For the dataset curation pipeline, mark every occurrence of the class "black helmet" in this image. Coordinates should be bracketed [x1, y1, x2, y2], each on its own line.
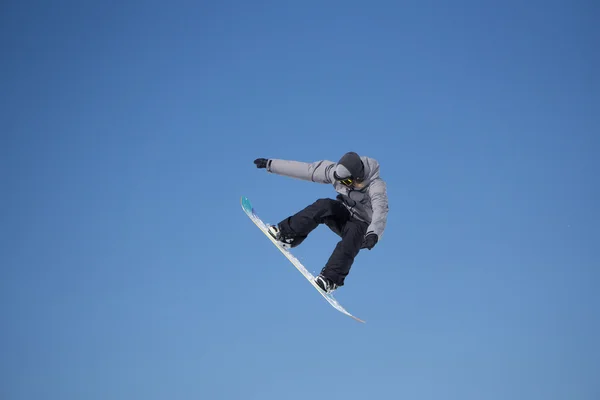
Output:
[333, 152, 364, 186]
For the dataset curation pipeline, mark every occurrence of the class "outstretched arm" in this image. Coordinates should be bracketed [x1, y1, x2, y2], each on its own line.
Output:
[254, 158, 336, 184]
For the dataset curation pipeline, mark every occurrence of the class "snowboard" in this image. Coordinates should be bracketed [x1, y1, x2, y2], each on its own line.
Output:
[240, 196, 365, 323]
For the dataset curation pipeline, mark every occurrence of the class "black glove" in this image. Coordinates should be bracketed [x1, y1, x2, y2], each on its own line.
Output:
[361, 233, 378, 250]
[254, 158, 269, 169]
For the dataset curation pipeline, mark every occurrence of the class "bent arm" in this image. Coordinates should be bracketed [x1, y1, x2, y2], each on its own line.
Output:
[367, 178, 389, 237]
[267, 159, 336, 183]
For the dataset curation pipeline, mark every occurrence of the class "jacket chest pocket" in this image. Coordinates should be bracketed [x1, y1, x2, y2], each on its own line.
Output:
[349, 190, 369, 205]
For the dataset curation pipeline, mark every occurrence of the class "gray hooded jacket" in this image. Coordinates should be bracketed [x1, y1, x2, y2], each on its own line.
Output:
[266, 157, 389, 238]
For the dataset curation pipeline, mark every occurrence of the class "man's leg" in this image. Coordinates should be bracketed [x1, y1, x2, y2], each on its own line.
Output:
[320, 218, 368, 286]
[278, 198, 349, 248]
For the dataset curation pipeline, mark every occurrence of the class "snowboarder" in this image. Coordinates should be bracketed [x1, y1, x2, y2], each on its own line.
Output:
[253, 152, 389, 293]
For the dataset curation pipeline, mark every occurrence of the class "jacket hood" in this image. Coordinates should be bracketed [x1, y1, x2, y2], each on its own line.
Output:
[361, 156, 380, 182]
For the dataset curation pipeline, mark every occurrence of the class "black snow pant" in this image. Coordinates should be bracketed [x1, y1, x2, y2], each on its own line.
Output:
[278, 198, 368, 286]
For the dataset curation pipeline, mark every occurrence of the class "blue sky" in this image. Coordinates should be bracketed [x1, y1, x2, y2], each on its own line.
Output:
[1, 1, 598, 399]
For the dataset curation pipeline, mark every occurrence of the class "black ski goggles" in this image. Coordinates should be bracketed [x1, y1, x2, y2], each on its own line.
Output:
[334, 171, 360, 187]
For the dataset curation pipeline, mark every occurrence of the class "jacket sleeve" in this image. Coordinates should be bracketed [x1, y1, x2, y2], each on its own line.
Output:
[267, 159, 336, 184]
[366, 178, 389, 238]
